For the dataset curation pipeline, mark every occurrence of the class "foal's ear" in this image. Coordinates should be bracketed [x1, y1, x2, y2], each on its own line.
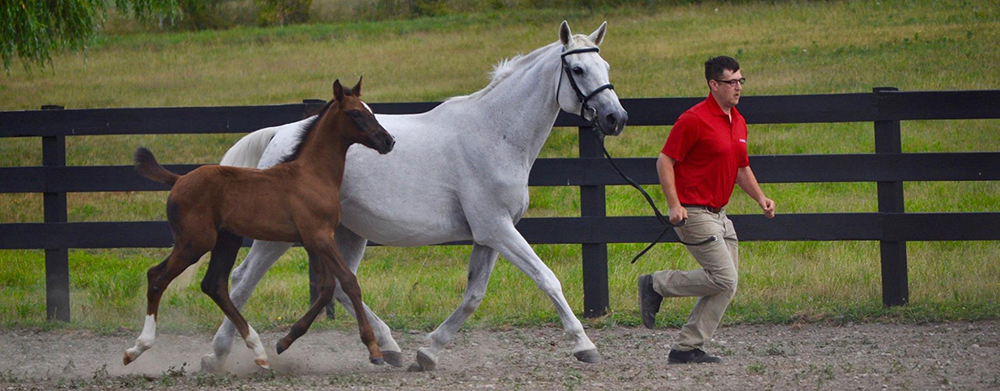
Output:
[559, 20, 572, 47]
[352, 76, 362, 97]
[588, 21, 607, 47]
[333, 79, 344, 102]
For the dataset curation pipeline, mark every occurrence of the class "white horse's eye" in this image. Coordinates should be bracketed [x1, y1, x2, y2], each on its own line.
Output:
[572, 66, 584, 75]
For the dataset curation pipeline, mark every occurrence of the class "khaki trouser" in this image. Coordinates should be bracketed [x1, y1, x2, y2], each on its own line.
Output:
[651, 207, 739, 351]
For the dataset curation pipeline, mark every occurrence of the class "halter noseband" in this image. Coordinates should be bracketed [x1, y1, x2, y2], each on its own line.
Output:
[559, 47, 615, 123]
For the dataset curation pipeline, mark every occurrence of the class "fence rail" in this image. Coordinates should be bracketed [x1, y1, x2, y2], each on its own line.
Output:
[2, 88, 999, 321]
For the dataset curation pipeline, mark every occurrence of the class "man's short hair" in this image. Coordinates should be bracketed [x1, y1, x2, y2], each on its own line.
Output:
[705, 56, 740, 82]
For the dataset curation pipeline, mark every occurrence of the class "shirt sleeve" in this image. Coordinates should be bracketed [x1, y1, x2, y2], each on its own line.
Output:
[737, 124, 750, 168]
[661, 113, 699, 162]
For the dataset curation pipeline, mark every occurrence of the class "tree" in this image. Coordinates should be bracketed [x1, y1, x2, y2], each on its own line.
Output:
[1, 0, 178, 72]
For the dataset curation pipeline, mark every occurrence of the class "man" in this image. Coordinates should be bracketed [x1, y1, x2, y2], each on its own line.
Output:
[638, 56, 775, 364]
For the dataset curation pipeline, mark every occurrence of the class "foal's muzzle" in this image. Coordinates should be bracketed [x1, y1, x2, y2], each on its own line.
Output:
[375, 134, 395, 155]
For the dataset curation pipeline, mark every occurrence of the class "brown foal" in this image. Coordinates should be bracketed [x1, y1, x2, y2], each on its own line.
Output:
[123, 78, 394, 369]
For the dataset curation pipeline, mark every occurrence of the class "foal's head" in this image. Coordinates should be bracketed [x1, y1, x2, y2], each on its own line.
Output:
[330, 78, 395, 154]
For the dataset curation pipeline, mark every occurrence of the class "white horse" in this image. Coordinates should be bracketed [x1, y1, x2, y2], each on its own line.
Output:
[201, 21, 627, 372]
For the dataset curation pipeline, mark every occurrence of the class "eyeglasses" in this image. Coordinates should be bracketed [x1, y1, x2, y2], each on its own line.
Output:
[714, 77, 746, 87]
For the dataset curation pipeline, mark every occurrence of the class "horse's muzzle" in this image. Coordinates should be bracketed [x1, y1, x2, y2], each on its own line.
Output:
[377, 135, 395, 154]
[599, 109, 628, 136]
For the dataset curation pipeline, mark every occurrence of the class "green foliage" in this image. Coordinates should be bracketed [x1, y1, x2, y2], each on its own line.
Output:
[175, 0, 228, 30]
[0, 0, 178, 71]
[255, 0, 313, 26]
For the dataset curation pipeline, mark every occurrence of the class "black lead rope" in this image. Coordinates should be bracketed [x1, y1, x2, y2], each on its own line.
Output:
[590, 131, 717, 264]
[558, 46, 716, 263]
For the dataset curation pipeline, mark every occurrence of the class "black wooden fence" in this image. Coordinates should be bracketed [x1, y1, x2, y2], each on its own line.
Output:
[2, 88, 998, 322]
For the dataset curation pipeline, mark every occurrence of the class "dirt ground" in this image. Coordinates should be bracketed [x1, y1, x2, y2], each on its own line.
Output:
[1, 320, 998, 390]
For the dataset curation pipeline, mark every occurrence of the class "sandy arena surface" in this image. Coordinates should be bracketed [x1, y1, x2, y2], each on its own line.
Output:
[1, 320, 998, 390]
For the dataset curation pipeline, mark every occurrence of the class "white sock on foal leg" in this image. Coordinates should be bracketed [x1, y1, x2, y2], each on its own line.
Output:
[123, 315, 156, 365]
[244, 325, 270, 369]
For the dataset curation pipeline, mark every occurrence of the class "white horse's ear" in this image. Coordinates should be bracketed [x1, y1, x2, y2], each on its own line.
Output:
[352, 76, 363, 97]
[588, 21, 607, 47]
[559, 20, 572, 47]
[333, 79, 344, 102]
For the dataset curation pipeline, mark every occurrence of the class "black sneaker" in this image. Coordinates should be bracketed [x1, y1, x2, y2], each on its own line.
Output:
[637, 274, 662, 329]
[668, 348, 723, 364]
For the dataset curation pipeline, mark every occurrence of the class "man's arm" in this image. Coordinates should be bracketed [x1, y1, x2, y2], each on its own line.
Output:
[736, 166, 775, 218]
[656, 153, 687, 223]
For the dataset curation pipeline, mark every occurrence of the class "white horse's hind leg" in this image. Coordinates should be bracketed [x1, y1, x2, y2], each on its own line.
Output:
[485, 223, 600, 363]
[329, 226, 404, 367]
[410, 244, 498, 372]
[200, 240, 293, 373]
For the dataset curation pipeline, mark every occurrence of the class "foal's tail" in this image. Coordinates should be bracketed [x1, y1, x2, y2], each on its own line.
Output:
[134, 147, 180, 187]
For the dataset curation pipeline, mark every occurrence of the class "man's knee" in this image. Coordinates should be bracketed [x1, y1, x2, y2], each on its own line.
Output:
[710, 268, 737, 293]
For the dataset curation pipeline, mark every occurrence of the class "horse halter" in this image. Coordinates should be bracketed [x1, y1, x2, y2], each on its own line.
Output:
[558, 47, 615, 126]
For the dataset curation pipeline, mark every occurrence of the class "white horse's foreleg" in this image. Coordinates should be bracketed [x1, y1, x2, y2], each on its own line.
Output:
[487, 223, 601, 363]
[200, 240, 292, 373]
[328, 226, 403, 367]
[410, 244, 498, 371]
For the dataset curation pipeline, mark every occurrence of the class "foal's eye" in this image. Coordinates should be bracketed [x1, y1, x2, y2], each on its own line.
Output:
[572, 66, 584, 75]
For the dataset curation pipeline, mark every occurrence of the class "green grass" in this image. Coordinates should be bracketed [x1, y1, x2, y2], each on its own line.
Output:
[1, 0, 999, 332]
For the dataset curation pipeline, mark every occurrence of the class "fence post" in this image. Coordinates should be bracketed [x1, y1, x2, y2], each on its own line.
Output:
[873, 87, 909, 306]
[578, 126, 609, 318]
[302, 99, 336, 319]
[41, 105, 71, 322]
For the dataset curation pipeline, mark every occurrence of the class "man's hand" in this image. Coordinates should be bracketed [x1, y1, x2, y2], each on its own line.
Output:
[760, 198, 776, 218]
[668, 205, 688, 225]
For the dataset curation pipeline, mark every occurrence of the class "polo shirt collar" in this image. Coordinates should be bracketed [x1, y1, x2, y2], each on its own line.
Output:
[705, 93, 740, 119]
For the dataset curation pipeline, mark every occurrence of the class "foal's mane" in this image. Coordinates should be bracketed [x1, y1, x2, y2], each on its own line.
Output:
[278, 95, 342, 164]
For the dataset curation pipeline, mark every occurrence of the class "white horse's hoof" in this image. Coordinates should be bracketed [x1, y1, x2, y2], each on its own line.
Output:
[574, 349, 602, 363]
[406, 349, 437, 372]
[382, 350, 404, 368]
[200, 354, 224, 373]
[254, 358, 271, 370]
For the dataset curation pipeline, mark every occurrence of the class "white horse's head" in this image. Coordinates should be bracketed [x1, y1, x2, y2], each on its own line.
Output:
[556, 21, 628, 136]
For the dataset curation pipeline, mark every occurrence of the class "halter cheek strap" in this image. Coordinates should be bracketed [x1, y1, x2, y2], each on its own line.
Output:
[559, 47, 615, 120]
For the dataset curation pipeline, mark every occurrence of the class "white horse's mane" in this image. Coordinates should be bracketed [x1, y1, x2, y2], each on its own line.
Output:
[446, 34, 598, 103]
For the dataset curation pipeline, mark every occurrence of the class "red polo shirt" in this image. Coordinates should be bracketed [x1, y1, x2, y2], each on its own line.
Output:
[661, 95, 749, 209]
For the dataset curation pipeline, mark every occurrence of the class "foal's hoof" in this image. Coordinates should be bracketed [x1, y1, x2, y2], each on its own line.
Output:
[406, 349, 437, 372]
[573, 349, 603, 363]
[382, 351, 404, 368]
[254, 358, 271, 370]
[122, 351, 136, 366]
[370, 357, 385, 366]
[276, 340, 290, 355]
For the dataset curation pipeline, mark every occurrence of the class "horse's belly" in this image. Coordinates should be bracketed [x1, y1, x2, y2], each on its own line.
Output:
[339, 203, 471, 247]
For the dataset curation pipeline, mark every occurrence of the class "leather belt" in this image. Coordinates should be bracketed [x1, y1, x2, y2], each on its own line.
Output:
[682, 204, 723, 214]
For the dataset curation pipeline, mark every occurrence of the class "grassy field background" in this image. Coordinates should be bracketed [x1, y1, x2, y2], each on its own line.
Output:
[1, 0, 998, 333]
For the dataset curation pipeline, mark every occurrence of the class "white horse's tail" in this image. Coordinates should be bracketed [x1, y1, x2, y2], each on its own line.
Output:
[220, 126, 280, 168]
[173, 127, 279, 289]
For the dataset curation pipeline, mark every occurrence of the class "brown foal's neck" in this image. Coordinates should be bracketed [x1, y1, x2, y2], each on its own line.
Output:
[294, 109, 353, 182]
